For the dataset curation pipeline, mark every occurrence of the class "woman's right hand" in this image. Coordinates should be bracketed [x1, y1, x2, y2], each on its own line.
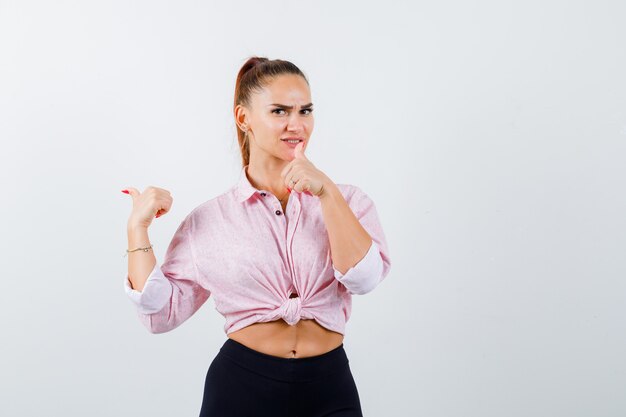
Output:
[123, 186, 173, 229]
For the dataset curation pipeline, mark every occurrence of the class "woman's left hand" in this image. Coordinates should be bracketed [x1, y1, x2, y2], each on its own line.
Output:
[280, 142, 330, 198]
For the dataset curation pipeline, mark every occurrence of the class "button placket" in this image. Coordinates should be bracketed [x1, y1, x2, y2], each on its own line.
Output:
[257, 191, 284, 215]
[285, 196, 302, 306]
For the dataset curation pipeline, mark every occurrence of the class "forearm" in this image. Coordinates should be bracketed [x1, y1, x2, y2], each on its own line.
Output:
[319, 181, 372, 274]
[126, 225, 156, 292]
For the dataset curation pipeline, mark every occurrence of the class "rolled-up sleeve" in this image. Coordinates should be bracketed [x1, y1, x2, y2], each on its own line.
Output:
[123, 213, 211, 333]
[333, 187, 392, 295]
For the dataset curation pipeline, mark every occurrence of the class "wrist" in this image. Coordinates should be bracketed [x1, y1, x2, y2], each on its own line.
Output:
[127, 226, 148, 235]
[318, 179, 339, 201]
[127, 219, 148, 231]
[127, 224, 149, 243]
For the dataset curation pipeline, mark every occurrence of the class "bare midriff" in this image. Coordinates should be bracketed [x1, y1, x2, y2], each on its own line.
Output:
[228, 319, 344, 359]
[227, 294, 344, 358]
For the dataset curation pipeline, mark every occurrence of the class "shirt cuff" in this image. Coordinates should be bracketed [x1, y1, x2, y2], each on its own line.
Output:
[333, 240, 384, 295]
[124, 263, 173, 314]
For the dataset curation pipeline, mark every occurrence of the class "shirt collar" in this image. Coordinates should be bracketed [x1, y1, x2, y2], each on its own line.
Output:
[235, 164, 306, 203]
[235, 165, 259, 203]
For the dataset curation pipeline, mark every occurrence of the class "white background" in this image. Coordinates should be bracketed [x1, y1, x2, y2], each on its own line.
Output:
[1, 0, 625, 416]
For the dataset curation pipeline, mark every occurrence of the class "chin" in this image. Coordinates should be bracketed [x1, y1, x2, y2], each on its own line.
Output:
[276, 149, 296, 159]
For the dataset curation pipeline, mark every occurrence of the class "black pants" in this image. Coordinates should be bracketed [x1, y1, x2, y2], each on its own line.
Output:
[199, 338, 364, 417]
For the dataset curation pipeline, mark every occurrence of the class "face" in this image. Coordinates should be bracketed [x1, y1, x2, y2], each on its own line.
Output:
[235, 74, 314, 163]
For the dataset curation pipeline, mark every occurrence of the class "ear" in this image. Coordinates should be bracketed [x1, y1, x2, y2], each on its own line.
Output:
[234, 104, 250, 131]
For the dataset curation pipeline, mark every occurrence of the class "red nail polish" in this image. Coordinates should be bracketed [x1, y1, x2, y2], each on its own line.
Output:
[121, 189, 129, 194]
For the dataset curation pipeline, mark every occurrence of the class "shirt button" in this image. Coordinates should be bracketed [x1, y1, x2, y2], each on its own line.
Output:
[275, 210, 282, 216]
[260, 192, 266, 196]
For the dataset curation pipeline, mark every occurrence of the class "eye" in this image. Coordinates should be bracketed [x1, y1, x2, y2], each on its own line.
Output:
[272, 109, 286, 115]
[301, 108, 313, 115]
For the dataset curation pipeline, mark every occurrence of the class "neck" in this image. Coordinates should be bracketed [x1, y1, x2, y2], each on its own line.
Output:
[246, 157, 290, 200]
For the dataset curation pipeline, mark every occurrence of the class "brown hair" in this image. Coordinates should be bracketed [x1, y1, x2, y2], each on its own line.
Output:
[234, 57, 309, 167]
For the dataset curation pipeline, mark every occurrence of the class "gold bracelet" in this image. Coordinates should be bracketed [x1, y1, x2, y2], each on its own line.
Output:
[123, 243, 153, 258]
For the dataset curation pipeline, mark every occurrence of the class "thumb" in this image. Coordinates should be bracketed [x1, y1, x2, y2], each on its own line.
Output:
[295, 141, 306, 159]
[121, 187, 140, 200]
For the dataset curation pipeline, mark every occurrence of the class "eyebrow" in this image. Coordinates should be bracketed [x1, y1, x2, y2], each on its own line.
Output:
[268, 102, 314, 110]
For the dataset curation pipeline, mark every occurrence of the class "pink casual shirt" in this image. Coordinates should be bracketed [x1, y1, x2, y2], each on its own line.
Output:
[124, 165, 391, 335]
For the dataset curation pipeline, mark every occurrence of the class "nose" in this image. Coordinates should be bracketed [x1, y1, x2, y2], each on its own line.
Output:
[286, 111, 305, 132]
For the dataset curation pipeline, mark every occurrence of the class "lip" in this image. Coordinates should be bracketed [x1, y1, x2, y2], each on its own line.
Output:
[280, 137, 305, 142]
[281, 138, 305, 147]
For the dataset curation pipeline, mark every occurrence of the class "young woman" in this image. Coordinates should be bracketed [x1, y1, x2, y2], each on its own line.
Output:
[123, 57, 392, 417]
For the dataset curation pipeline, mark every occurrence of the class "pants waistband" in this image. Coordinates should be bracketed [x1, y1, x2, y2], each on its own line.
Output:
[218, 338, 349, 383]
